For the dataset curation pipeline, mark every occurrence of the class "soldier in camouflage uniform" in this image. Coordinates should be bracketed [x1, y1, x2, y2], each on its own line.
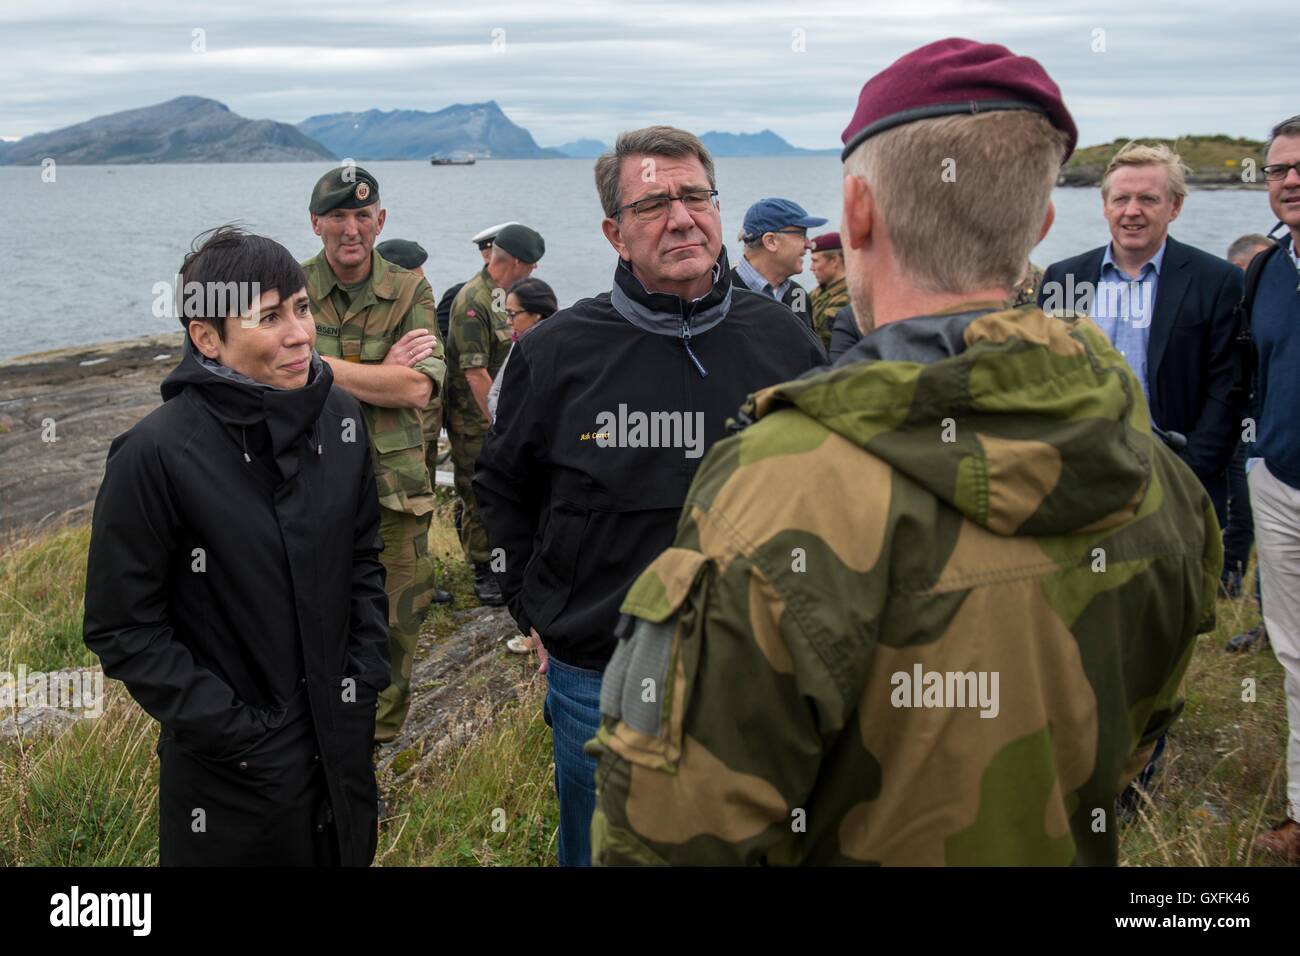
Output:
[808, 232, 851, 350]
[445, 223, 545, 605]
[1010, 260, 1045, 307]
[378, 238, 453, 606]
[303, 167, 447, 742]
[588, 39, 1222, 866]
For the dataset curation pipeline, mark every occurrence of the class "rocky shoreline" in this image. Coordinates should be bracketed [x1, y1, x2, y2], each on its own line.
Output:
[0, 334, 457, 539]
[0, 334, 187, 538]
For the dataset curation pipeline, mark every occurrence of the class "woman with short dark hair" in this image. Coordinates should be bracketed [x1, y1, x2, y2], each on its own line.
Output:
[83, 225, 388, 867]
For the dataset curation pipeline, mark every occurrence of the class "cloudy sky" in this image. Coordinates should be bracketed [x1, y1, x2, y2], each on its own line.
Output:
[0, 0, 1293, 149]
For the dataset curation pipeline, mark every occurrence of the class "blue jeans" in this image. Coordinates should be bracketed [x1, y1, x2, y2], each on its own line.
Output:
[543, 656, 603, 867]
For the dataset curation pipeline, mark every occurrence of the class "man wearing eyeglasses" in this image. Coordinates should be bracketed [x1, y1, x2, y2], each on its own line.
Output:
[730, 198, 827, 333]
[473, 125, 825, 867]
[1247, 114, 1300, 864]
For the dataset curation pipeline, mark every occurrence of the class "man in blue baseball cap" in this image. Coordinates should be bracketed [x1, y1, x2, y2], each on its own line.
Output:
[729, 197, 827, 330]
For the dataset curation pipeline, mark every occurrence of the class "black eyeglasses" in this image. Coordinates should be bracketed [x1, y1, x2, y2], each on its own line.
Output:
[1263, 162, 1300, 182]
[504, 308, 533, 320]
[615, 189, 719, 222]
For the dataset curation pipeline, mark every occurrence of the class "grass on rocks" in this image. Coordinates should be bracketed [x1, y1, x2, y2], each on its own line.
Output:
[0, 502, 1289, 866]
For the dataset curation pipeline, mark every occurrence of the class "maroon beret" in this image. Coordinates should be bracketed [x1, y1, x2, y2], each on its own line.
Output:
[841, 37, 1077, 163]
[811, 232, 842, 253]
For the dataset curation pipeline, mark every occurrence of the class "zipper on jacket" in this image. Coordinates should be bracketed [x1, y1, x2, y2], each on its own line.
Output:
[679, 300, 708, 378]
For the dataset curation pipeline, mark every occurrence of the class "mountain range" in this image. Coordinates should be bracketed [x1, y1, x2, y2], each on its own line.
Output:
[0, 95, 843, 165]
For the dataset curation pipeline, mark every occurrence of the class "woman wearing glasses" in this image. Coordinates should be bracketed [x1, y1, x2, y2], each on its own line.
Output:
[488, 277, 558, 656]
[488, 277, 558, 425]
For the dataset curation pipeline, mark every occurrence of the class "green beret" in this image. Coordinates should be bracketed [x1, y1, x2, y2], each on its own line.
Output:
[309, 165, 380, 215]
[376, 239, 428, 270]
[493, 224, 545, 264]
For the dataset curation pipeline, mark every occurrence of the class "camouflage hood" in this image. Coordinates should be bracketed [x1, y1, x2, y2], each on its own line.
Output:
[746, 304, 1155, 537]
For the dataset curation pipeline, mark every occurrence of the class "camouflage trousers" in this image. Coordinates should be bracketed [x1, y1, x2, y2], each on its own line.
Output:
[375, 507, 435, 742]
[448, 424, 489, 564]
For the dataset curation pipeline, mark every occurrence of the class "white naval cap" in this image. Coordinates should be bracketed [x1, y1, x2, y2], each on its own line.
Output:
[470, 221, 521, 246]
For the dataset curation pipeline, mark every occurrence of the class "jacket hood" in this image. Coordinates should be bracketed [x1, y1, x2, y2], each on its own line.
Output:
[746, 304, 1155, 537]
[162, 337, 334, 482]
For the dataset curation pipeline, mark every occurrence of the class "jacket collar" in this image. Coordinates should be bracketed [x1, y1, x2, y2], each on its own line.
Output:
[1102, 238, 1168, 278]
[818, 276, 848, 297]
[835, 301, 1005, 366]
[163, 337, 334, 482]
[608, 247, 734, 337]
[304, 249, 403, 301]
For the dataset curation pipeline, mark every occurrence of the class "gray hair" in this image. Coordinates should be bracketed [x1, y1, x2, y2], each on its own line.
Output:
[1267, 114, 1300, 154]
[594, 126, 716, 218]
[1226, 233, 1276, 265]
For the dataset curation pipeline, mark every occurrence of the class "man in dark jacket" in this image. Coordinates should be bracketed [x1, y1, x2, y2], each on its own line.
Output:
[828, 304, 862, 362]
[474, 126, 825, 866]
[83, 226, 389, 867]
[1039, 143, 1244, 518]
[1247, 115, 1300, 863]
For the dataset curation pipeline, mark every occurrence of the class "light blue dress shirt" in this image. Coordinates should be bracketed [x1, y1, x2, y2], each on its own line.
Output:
[1091, 240, 1165, 406]
[736, 253, 792, 302]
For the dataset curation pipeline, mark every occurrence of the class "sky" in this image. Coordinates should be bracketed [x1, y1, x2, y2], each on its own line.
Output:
[0, 0, 1294, 149]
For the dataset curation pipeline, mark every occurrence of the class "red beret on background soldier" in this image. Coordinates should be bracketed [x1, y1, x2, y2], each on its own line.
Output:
[809, 232, 850, 350]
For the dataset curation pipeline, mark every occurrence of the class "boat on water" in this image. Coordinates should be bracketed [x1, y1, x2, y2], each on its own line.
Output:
[430, 156, 476, 166]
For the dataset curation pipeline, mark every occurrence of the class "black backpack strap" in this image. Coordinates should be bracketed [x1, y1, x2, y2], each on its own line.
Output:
[1230, 230, 1286, 408]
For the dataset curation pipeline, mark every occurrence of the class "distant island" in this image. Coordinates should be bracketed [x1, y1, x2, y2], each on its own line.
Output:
[697, 130, 839, 157]
[0, 96, 334, 165]
[550, 138, 608, 158]
[1061, 135, 1267, 188]
[298, 102, 563, 160]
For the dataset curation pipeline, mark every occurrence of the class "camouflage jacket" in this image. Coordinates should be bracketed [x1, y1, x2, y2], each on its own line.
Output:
[446, 266, 511, 433]
[589, 303, 1221, 866]
[1010, 262, 1045, 308]
[302, 249, 445, 515]
[810, 277, 850, 350]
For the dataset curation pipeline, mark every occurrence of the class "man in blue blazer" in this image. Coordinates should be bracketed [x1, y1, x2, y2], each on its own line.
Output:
[1040, 143, 1244, 518]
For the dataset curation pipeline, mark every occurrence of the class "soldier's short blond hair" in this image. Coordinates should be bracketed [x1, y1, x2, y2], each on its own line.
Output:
[1101, 142, 1189, 201]
[844, 110, 1067, 294]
